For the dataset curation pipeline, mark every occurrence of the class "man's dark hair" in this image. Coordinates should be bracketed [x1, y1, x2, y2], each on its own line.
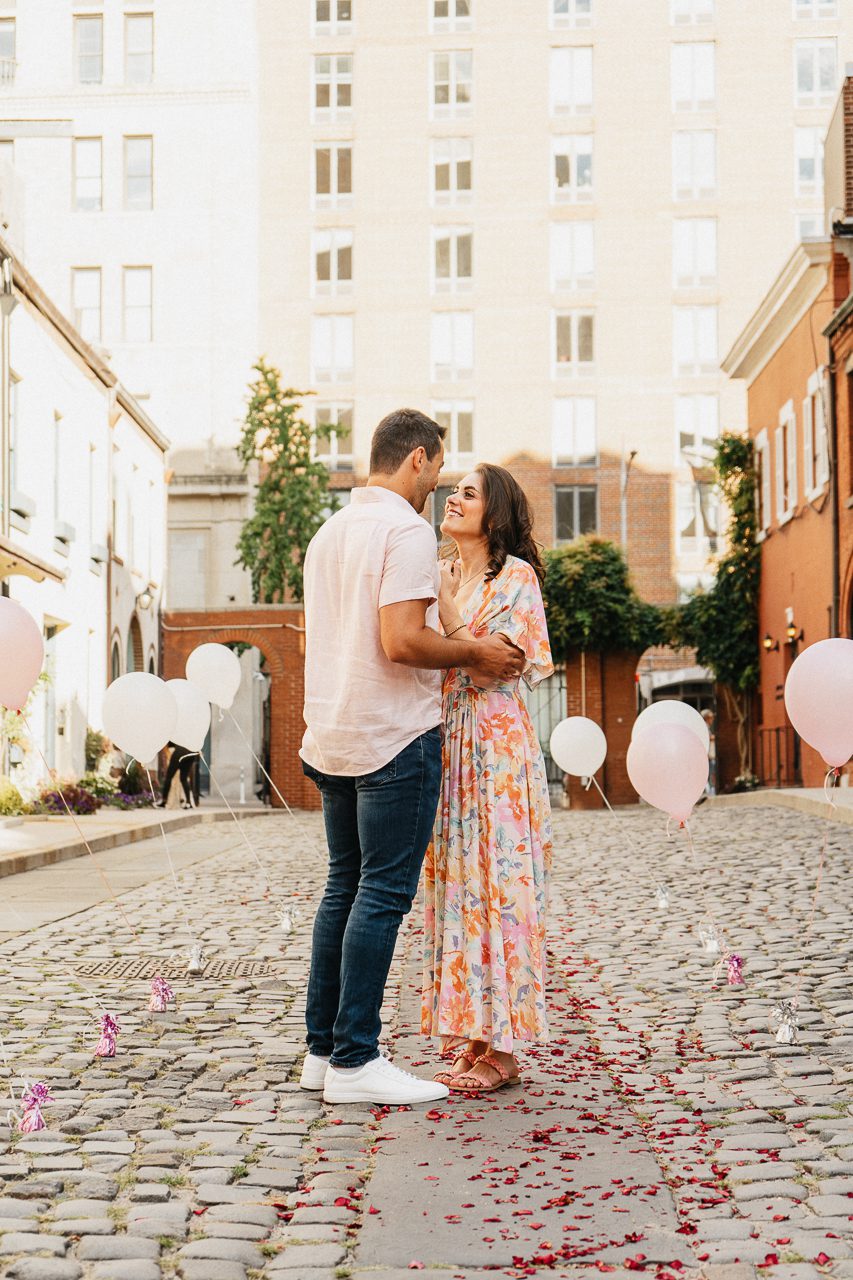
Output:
[369, 408, 446, 475]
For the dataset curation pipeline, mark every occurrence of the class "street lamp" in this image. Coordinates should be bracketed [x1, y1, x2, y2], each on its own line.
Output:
[620, 447, 637, 549]
[136, 589, 153, 611]
[762, 634, 779, 653]
[785, 621, 803, 645]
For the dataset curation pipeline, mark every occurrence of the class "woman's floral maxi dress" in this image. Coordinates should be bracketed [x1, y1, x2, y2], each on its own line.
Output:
[422, 555, 554, 1053]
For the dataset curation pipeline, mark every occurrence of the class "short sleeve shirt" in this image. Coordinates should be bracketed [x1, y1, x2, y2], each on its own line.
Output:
[300, 485, 442, 776]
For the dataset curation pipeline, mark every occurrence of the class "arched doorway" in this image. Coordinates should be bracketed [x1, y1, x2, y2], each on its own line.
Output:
[126, 615, 143, 672]
[110, 638, 121, 683]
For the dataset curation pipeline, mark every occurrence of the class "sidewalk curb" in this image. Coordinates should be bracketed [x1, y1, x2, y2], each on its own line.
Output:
[0, 807, 277, 879]
[709, 789, 853, 825]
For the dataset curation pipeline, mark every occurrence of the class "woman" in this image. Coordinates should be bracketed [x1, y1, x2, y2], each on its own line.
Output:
[422, 464, 554, 1094]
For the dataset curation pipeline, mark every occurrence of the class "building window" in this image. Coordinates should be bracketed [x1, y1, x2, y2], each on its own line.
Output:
[312, 314, 354, 382]
[672, 129, 716, 199]
[433, 228, 473, 292]
[796, 211, 822, 239]
[550, 47, 593, 115]
[795, 127, 824, 198]
[432, 51, 472, 118]
[432, 401, 474, 467]
[125, 14, 154, 85]
[676, 393, 718, 466]
[313, 54, 352, 121]
[313, 229, 353, 295]
[431, 312, 474, 380]
[0, 19, 15, 84]
[554, 310, 595, 376]
[551, 0, 593, 28]
[795, 39, 837, 108]
[555, 485, 597, 542]
[676, 481, 721, 555]
[75, 15, 103, 85]
[72, 268, 101, 343]
[673, 305, 717, 376]
[550, 222, 594, 289]
[431, 0, 472, 32]
[671, 0, 714, 22]
[794, 0, 838, 17]
[314, 0, 352, 35]
[315, 143, 352, 206]
[314, 402, 354, 471]
[123, 267, 153, 342]
[432, 138, 472, 204]
[671, 42, 715, 111]
[775, 400, 797, 521]
[124, 136, 153, 211]
[755, 430, 771, 534]
[168, 529, 208, 609]
[672, 218, 716, 286]
[432, 484, 455, 541]
[551, 135, 593, 202]
[552, 398, 596, 466]
[803, 368, 829, 495]
[73, 138, 102, 212]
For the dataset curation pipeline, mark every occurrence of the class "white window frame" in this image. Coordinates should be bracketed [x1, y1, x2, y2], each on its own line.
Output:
[313, 0, 352, 35]
[672, 218, 717, 287]
[73, 137, 102, 212]
[74, 14, 103, 85]
[432, 227, 473, 293]
[312, 54, 353, 123]
[672, 130, 716, 200]
[550, 46, 593, 116]
[673, 305, 718, 376]
[312, 229, 353, 296]
[432, 400, 474, 468]
[552, 398, 597, 467]
[431, 50, 473, 120]
[431, 312, 474, 381]
[793, 0, 838, 17]
[676, 479, 722, 557]
[122, 266, 153, 343]
[794, 38, 837, 108]
[675, 393, 718, 468]
[72, 267, 102, 344]
[803, 367, 829, 497]
[550, 0, 593, 28]
[775, 399, 797, 524]
[795, 127, 824, 199]
[314, 143, 353, 208]
[430, 0, 473, 33]
[313, 401, 354, 471]
[312, 315, 354, 384]
[553, 310, 595, 377]
[671, 0, 715, 22]
[554, 484, 598, 544]
[124, 135, 153, 211]
[125, 13, 154, 86]
[670, 41, 716, 111]
[431, 138, 472, 205]
[551, 134, 593, 203]
[755, 428, 771, 538]
[550, 222, 595, 290]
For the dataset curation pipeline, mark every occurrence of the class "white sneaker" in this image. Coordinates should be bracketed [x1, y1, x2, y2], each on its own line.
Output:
[323, 1055, 450, 1105]
[299, 1052, 330, 1090]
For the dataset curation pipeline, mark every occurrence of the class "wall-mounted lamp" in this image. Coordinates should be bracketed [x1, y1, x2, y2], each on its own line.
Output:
[762, 633, 779, 653]
[136, 589, 153, 611]
[785, 622, 803, 645]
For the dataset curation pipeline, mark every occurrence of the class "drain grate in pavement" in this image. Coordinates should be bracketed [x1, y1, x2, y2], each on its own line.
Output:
[73, 958, 277, 980]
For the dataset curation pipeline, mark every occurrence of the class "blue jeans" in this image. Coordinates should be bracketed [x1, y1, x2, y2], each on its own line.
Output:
[302, 727, 442, 1068]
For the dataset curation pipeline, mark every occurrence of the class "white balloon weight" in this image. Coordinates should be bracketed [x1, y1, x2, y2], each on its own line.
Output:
[632, 699, 710, 754]
[102, 673, 178, 765]
[166, 679, 211, 753]
[549, 716, 607, 777]
[185, 643, 242, 710]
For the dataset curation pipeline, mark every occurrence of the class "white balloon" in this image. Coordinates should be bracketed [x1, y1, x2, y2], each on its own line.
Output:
[166, 679, 211, 753]
[549, 716, 607, 777]
[102, 673, 177, 765]
[185, 643, 242, 709]
[632, 699, 710, 754]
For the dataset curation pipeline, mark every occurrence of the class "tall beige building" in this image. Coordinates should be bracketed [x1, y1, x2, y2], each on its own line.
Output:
[258, 0, 853, 603]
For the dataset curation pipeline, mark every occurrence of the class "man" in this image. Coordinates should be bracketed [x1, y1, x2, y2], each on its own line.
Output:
[299, 408, 525, 1105]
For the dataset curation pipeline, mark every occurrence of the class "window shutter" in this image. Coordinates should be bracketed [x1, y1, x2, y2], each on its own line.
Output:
[786, 410, 797, 510]
[774, 426, 785, 519]
[802, 395, 813, 493]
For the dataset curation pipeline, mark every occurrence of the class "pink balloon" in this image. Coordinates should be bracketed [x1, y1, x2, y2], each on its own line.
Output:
[627, 722, 709, 824]
[785, 638, 853, 768]
[0, 598, 44, 711]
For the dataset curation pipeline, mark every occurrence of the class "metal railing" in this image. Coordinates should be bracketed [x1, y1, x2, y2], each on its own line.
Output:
[757, 725, 801, 788]
[0, 60, 17, 87]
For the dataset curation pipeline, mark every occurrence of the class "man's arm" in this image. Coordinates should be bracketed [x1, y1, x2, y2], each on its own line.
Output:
[379, 598, 524, 681]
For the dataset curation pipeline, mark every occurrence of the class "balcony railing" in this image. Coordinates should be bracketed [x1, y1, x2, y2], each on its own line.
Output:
[0, 59, 17, 87]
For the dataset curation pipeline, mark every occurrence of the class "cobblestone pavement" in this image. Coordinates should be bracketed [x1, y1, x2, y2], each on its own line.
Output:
[0, 803, 849, 1280]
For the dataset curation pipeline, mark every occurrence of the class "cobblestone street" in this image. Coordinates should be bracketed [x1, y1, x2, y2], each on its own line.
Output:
[0, 801, 850, 1280]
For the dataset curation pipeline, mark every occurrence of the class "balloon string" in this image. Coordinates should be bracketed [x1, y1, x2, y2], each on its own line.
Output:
[589, 775, 669, 899]
[791, 767, 837, 1007]
[143, 766, 197, 947]
[21, 716, 140, 941]
[199, 751, 288, 916]
[683, 819, 732, 971]
[224, 709, 323, 855]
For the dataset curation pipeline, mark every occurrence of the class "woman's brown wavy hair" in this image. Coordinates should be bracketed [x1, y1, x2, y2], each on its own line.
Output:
[442, 463, 545, 585]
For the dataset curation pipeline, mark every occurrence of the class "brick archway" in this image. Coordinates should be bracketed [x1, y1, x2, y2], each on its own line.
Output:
[162, 606, 318, 810]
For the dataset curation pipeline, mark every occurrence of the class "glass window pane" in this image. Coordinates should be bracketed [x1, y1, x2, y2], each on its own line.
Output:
[456, 233, 472, 278]
[556, 488, 576, 540]
[316, 148, 331, 194]
[125, 137, 153, 210]
[457, 409, 473, 453]
[578, 487, 597, 534]
[555, 151, 571, 191]
[553, 401, 574, 464]
[556, 315, 572, 363]
[76, 16, 103, 83]
[578, 314, 594, 363]
[126, 15, 153, 85]
[0, 19, 15, 62]
[575, 399, 596, 464]
[457, 153, 472, 191]
[435, 236, 451, 279]
[337, 147, 352, 193]
[75, 139, 102, 211]
[337, 240, 352, 281]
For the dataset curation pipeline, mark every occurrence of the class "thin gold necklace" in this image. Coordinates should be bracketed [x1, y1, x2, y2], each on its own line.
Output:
[459, 559, 490, 589]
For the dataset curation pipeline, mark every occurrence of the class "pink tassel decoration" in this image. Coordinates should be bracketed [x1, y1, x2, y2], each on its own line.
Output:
[94, 1013, 120, 1058]
[19, 1082, 52, 1133]
[727, 953, 744, 986]
[148, 975, 174, 1013]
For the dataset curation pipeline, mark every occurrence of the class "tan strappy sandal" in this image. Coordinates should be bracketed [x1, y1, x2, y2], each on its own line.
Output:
[434, 1047, 477, 1085]
[448, 1051, 522, 1093]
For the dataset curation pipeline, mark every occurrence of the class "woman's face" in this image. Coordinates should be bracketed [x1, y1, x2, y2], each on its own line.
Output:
[440, 471, 486, 541]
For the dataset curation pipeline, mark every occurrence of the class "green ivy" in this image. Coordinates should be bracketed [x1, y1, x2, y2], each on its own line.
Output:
[543, 536, 663, 659]
[235, 360, 336, 604]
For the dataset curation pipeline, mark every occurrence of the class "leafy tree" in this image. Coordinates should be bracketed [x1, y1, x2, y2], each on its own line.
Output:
[235, 361, 335, 603]
[543, 536, 662, 660]
[665, 433, 759, 777]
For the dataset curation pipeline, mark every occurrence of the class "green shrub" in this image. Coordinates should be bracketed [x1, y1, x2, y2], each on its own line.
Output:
[80, 772, 118, 800]
[84, 728, 110, 771]
[0, 778, 24, 816]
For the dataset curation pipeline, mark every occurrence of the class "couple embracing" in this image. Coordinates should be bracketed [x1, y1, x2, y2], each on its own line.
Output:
[298, 408, 553, 1106]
